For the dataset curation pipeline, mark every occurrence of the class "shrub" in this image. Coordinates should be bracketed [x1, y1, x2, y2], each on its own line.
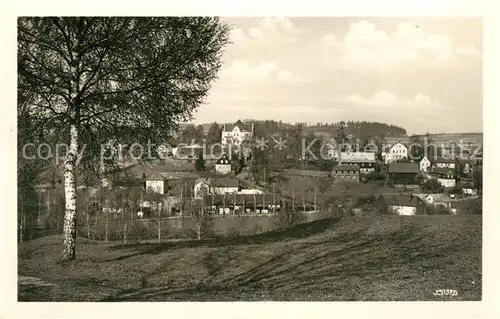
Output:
[421, 178, 443, 193]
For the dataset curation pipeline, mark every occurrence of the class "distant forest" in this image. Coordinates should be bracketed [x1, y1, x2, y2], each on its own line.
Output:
[181, 120, 408, 143]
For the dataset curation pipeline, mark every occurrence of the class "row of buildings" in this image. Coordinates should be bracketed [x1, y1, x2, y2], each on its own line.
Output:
[331, 156, 478, 190]
[381, 193, 481, 216]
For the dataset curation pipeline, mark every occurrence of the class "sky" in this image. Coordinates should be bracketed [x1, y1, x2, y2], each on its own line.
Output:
[192, 17, 483, 135]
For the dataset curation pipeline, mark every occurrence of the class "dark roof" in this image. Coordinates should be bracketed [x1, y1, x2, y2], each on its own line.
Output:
[223, 120, 253, 132]
[211, 178, 239, 188]
[332, 165, 360, 172]
[146, 172, 165, 180]
[195, 177, 239, 188]
[383, 194, 420, 207]
[216, 153, 232, 164]
[432, 158, 457, 164]
[450, 199, 481, 209]
[283, 169, 331, 177]
[385, 136, 411, 144]
[388, 162, 419, 173]
[431, 167, 455, 176]
[202, 193, 282, 206]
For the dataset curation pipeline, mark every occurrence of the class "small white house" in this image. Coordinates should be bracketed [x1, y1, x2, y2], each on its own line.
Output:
[432, 158, 456, 169]
[419, 157, 431, 172]
[215, 153, 232, 174]
[462, 187, 477, 196]
[194, 178, 211, 199]
[415, 193, 449, 207]
[386, 142, 408, 163]
[385, 194, 420, 216]
[438, 176, 456, 188]
[193, 177, 240, 199]
[145, 173, 167, 194]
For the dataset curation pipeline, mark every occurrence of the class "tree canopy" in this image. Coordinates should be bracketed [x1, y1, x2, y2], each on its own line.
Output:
[18, 17, 230, 260]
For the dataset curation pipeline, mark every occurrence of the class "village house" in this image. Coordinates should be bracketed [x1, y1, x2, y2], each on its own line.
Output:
[419, 156, 431, 172]
[431, 158, 456, 169]
[388, 162, 420, 185]
[144, 172, 168, 194]
[221, 120, 254, 147]
[461, 182, 477, 196]
[385, 142, 408, 164]
[331, 165, 360, 183]
[384, 194, 422, 216]
[430, 167, 456, 188]
[215, 153, 232, 175]
[339, 152, 376, 174]
[414, 193, 450, 207]
[193, 177, 240, 199]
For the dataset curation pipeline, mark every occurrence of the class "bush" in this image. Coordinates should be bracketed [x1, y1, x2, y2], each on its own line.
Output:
[355, 194, 377, 208]
[273, 209, 306, 229]
[421, 179, 443, 193]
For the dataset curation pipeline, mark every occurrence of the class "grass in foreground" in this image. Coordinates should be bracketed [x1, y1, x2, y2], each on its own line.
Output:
[18, 214, 482, 301]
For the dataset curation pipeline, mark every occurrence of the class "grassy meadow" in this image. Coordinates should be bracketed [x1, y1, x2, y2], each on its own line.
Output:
[18, 214, 481, 301]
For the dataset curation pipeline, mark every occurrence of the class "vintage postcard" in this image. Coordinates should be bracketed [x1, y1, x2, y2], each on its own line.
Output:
[2, 1, 498, 319]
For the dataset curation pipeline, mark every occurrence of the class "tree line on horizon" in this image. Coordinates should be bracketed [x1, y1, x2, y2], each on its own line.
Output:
[174, 120, 408, 146]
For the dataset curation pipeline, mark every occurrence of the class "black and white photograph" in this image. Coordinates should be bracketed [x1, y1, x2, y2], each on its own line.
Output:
[2, 0, 498, 316]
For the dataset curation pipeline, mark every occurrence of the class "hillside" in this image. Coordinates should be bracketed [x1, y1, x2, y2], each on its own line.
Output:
[18, 214, 481, 301]
[413, 132, 483, 145]
[185, 120, 408, 140]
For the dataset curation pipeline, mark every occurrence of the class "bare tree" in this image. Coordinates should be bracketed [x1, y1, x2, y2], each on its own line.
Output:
[185, 199, 213, 240]
[144, 188, 164, 243]
[274, 186, 305, 229]
[18, 17, 230, 260]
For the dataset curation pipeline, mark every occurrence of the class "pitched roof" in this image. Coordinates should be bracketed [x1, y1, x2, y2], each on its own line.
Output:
[340, 152, 376, 162]
[223, 120, 253, 132]
[332, 164, 360, 172]
[216, 153, 232, 164]
[195, 177, 239, 188]
[423, 193, 449, 204]
[283, 169, 331, 177]
[388, 162, 419, 173]
[383, 194, 420, 207]
[432, 158, 457, 164]
[147, 172, 165, 180]
[211, 178, 239, 188]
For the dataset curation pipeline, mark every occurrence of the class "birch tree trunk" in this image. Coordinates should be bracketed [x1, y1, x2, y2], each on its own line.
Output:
[61, 124, 79, 261]
[86, 186, 91, 240]
[157, 202, 161, 243]
[19, 198, 24, 244]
